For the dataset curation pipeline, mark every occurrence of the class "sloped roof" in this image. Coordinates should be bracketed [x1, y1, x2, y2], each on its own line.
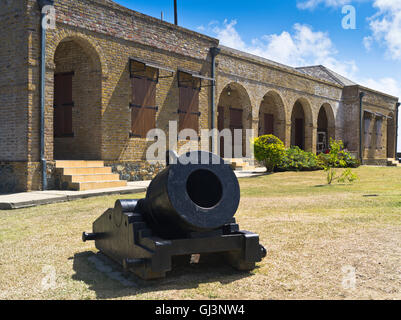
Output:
[219, 45, 299, 73]
[296, 65, 357, 86]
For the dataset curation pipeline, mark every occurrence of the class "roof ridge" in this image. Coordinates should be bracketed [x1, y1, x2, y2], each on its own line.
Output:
[319, 65, 346, 86]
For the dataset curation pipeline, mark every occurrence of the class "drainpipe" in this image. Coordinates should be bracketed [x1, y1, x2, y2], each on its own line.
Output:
[396, 102, 400, 159]
[210, 47, 221, 154]
[359, 91, 366, 164]
[37, 0, 54, 190]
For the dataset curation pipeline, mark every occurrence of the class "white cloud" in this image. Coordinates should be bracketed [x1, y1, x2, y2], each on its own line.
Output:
[367, 0, 401, 60]
[211, 19, 246, 50]
[359, 77, 401, 99]
[207, 20, 358, 79]
[297, 0, 362, 10]
[363, 36, 373, 51]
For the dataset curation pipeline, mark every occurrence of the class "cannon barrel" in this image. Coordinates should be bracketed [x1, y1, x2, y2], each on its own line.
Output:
[142, 151, 240, 237]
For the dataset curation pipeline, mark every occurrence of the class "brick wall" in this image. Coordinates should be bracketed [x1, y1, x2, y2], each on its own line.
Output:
[0, 0, 28, 161]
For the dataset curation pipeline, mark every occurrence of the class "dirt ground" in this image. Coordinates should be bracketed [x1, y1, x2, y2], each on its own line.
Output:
[0, 166, 400, 300]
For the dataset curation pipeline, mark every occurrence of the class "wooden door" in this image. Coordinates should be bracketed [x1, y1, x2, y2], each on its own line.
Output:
[230, 108, 243, 157]
[54, 73, 74, 137]
[218, 106, 225, 157]
[264, 113, 274, 135]
[295, 118, 304, 149]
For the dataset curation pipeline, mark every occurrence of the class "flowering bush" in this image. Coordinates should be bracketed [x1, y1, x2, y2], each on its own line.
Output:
[317, 139, 359, 184]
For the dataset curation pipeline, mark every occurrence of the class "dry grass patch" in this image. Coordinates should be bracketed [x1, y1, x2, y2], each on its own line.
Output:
[0, 166, 401, 299]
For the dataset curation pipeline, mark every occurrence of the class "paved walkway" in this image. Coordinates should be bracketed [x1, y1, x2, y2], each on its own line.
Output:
[0, 169, 266, 210]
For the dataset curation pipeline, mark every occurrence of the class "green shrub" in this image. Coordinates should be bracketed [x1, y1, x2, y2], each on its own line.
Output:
[277, 146, 322, 172]
[253, 135, 285, 172]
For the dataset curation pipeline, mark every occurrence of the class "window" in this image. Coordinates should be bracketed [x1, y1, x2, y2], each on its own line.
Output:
[178, 71, 201, 133]
[130, 61, 158, 138]
[54, 72, 74, 137]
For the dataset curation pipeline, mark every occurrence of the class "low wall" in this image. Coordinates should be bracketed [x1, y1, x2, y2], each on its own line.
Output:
[105, 161, 166, 182]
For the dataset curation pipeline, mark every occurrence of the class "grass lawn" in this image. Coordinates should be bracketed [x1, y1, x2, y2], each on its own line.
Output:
[1, 166, 401, 300]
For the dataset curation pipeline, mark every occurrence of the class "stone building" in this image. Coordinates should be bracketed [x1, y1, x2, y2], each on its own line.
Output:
[0, 0, 399, 193]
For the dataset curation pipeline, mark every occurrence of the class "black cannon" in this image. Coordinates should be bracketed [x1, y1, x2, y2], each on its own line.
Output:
[83, 151, 266, 280]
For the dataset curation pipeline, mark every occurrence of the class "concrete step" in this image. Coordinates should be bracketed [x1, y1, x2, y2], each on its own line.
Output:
[62, 173, 121, 183]
[387, 159, 401, 167]
[70, 180, 127, 191]
[55, 160, 104, 168]
[60, 166, 112, 175]
[233, 166, 256, 172]
[224, 158, 255, 171]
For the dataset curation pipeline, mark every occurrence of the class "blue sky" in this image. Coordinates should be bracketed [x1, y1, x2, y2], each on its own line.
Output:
[115, 0, 401, 151]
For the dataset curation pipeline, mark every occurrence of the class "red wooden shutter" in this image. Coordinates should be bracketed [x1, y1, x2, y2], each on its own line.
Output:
[131, 76, 157, 138]
[131, 77, 146, 137]
[143, 79, 157, 135]
[179, 86, 199, 132]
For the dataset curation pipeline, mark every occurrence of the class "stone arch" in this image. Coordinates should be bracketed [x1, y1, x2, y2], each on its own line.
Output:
[47, 31, 106, 74]
[51, 35, 103, 160]
[317, 103, 335, 153]
[290, 97, 314, 152]
[217, 82, 253, 158]
[258, 90, 287, 143]
[387, 112, 396, 158]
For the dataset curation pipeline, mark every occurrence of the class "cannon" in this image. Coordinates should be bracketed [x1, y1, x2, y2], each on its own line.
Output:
[83, 151, 266, 280]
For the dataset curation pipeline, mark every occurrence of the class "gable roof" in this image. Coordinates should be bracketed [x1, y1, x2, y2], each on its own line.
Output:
[295, 65, 357, 86]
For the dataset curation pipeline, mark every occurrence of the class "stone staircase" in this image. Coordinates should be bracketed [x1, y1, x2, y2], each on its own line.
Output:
[387, 158, 401, 167]
[55, 160, 127, 191]
[224, 158, 256, 171]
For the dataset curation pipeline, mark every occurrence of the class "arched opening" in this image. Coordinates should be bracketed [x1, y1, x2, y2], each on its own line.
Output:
[290, 98, 313, 152]
[317, 103, 335, 153]
[53, 38, 102, 160]
[387, 112, 395, 158]
[217, 83, 252, 158]
[258, 91, 286, 143]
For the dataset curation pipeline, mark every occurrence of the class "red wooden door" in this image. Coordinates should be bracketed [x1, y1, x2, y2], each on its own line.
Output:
[264, 113, 274, 135]
[230, 108, 243, 130]
[218, 106, 225, 157]
[295, 118, 304, 149]
[54, 73, 74, 137]
[230, 108, 243, 157]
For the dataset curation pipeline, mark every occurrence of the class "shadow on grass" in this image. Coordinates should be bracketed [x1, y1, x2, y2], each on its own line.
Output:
[72, 251, 256, 299]
[240, 172, 273, 179]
